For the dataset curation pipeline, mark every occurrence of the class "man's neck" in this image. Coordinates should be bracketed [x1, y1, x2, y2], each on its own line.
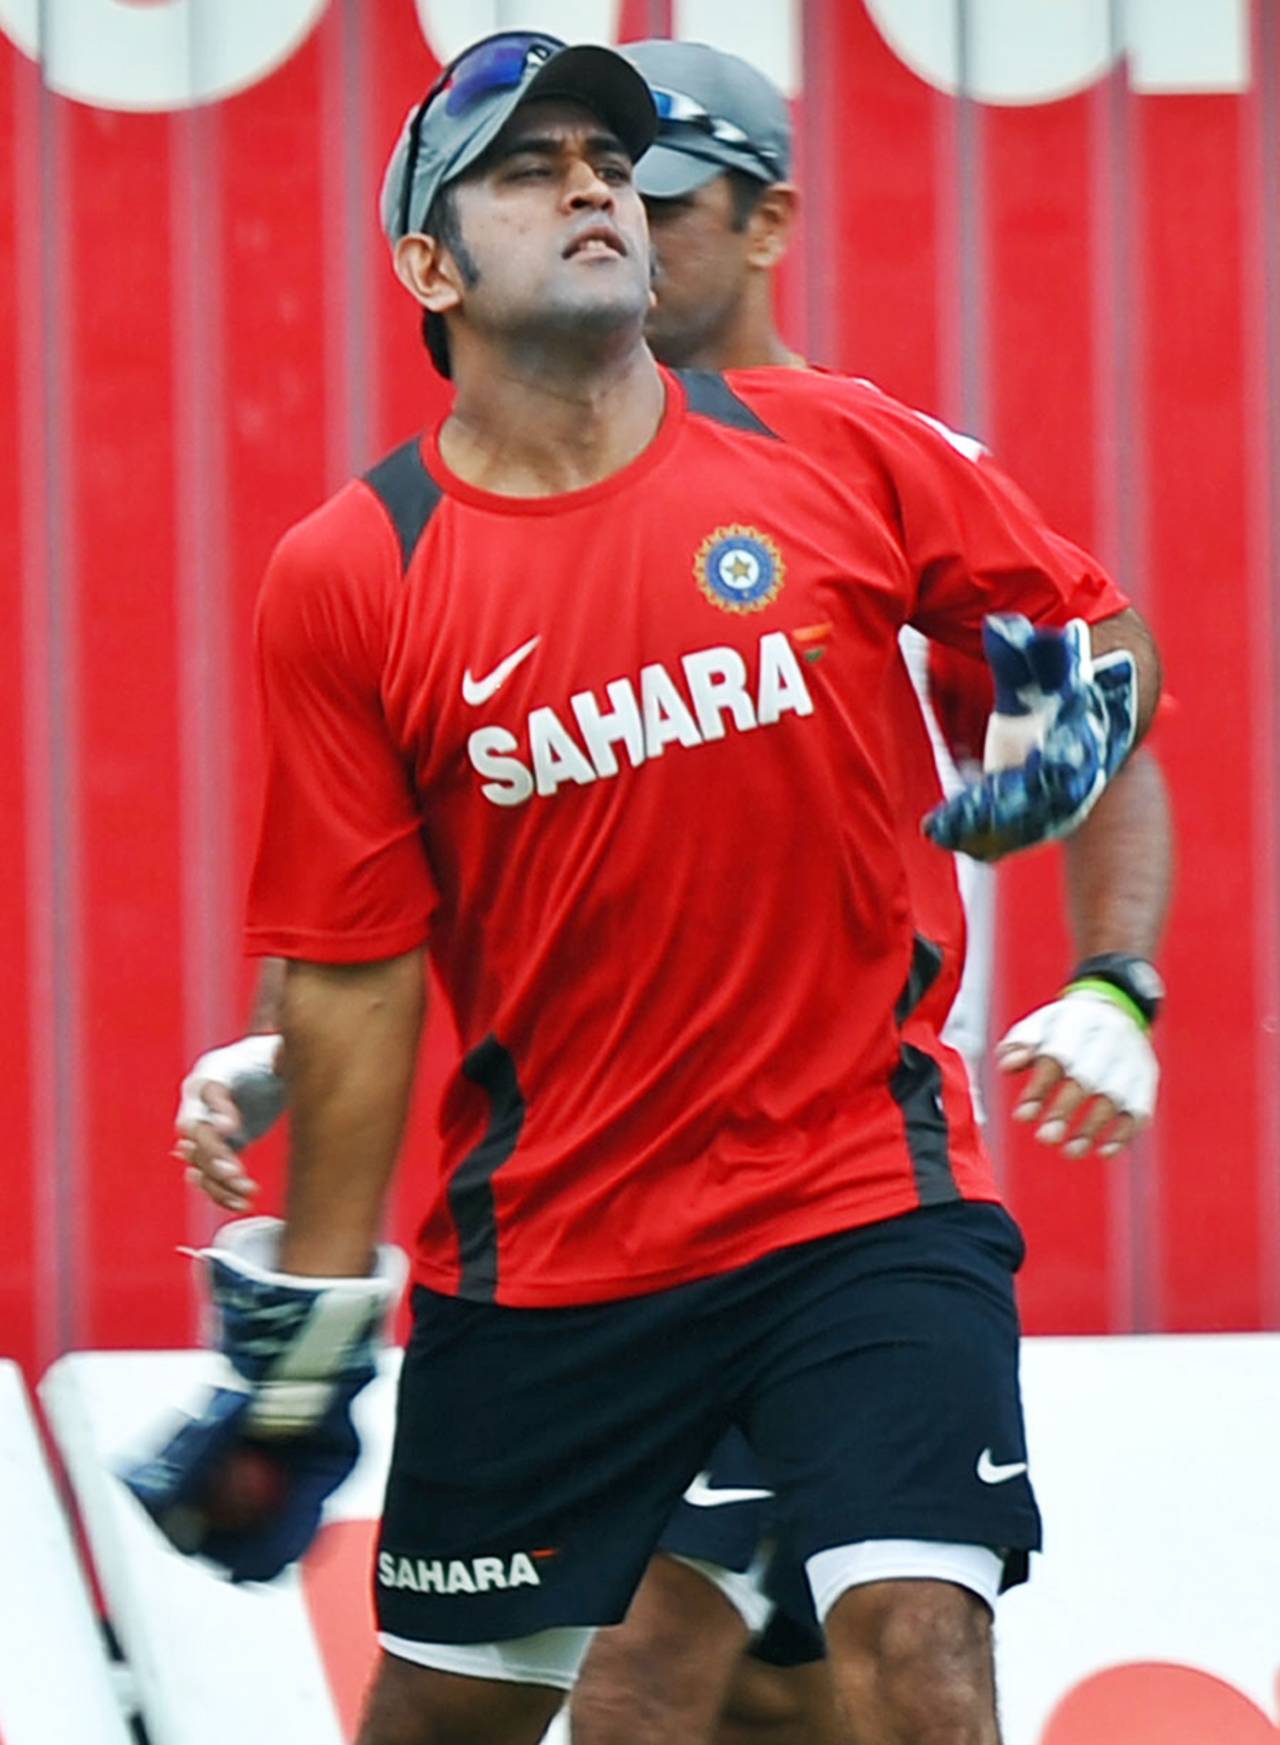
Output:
[680, 278, 807, 373]
[440, 340, 666, 498]
[682, 325, 806, 373]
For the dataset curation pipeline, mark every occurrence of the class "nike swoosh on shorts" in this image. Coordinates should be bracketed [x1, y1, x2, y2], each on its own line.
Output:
[682, 1470, 775, 1508]
[976, 1448, 1028, 1485]
[462, 634, 541, 706]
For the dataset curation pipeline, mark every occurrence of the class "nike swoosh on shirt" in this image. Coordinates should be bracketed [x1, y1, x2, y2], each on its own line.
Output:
[682, 1470, 775, 1509]
[976, 1448, 1029, 1485]
[462, 634, 541, 706]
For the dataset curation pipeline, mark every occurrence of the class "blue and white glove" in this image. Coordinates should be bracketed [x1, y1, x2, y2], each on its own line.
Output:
[923, 614, 1137, 860]
[123, 1217, 406, 1583]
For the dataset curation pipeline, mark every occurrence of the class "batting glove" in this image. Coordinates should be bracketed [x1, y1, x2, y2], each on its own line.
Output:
[177, 1033, 286, 1149]
[122, 1217, 406, 1582]
[923, 614, 1137, 860]
[997, 986, 1158, 1129]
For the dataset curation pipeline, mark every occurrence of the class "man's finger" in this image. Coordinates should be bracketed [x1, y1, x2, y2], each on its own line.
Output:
[176, 1092, 241, 1144]
[1032, 1075, 1092, 1144]
[186, 1121, 239, 1168]
[1097, 1113, 1139, 1158]
[1060, 1092, 1121, 1158]
[185, 1166, 253, 1213]
[199, 1081, 244, 1128]
[1008, 1055, 1064, 1121]
[995, 1040, 1037, 1071]
[185, 1124, 258, 1200]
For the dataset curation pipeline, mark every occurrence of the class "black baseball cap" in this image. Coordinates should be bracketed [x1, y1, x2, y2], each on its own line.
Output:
[381, 31, 658, 245]
[623, 39, 792, 200]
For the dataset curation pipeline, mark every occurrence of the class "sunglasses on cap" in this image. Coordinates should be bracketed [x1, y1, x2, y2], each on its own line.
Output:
[650, 86, 782, 179]
[398, 30, 563, 237]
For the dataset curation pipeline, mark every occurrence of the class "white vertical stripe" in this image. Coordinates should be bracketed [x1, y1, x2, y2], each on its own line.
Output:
[25, 1, 84, 1364]
[171, 77, 233, 1274]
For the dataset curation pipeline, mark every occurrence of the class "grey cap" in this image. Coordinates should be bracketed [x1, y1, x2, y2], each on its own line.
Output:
[381, 33, 658, 245]
[623, 39, 792, 200]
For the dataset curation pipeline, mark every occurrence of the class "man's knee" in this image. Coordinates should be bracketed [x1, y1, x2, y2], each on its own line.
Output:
[717, 1656, 842, 1745]
[356, 1654, 562, 1745]
[826, 1580, 998, 1736]
[571, 1555, 752, 1744]
[586, 1552, 752, 1668]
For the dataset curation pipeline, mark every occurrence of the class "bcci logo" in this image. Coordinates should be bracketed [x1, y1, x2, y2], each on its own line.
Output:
[695, 525, 785, 614]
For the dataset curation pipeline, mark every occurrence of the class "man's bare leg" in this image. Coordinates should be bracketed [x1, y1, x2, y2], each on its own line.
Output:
[357, 1655, 562, 1745]
[824, 1579, 1000, 1745]
[716, 1655, 842, 1745]
[570, 1554, 750, 1745]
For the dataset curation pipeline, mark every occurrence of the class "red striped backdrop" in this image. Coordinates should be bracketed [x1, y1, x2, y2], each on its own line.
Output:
[3, 0, 1276, 1376]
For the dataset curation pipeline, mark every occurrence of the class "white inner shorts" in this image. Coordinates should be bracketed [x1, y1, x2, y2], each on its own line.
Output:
[806, 1539, 1005, 1623]
[668, 1545, 775, 1635]
[378, 1625, 595, 1691]
[379, 1540, 1003, 1687]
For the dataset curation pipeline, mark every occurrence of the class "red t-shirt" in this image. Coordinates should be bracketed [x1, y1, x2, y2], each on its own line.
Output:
[247, 367, 1127, 1306]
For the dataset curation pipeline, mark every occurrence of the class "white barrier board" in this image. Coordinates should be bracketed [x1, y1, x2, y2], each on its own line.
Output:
[0, 1360, 133, 1745]
[41, 1349, 403, 1745]
[1000, 1333, 1280, 1745]
[35, 1335, 1280, 1745]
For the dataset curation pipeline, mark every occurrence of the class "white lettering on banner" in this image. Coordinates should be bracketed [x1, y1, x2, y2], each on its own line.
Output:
[0, 0, 1248, 115]
[672, 0, 800, 98]
[417, 0, 802, 97]
[467, 630, 814, 808]
[863, 0, 1250, 105]
[0, 0, 328, 111]
[416, 1, 622, 66]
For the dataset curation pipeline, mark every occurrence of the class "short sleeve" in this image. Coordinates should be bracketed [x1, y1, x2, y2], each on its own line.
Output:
[722, 371, 1129, 655]
[881, 407, 1129, 652]
[245, 492, 437, 963]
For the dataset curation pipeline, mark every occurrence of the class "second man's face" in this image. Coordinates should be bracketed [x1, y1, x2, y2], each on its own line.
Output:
[642, 174, 756, 367]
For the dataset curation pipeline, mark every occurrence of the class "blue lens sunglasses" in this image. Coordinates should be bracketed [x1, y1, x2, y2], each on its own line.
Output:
[397, 31, 562, 236]
[651, 85, 782, 179]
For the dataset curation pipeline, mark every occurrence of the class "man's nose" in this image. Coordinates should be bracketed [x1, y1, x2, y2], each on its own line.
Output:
[563, 158, 615, 209]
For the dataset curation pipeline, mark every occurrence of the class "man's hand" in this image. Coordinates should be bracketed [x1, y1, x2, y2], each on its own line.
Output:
[995, 987, 1158, 1159]
[174, 1034, 286, 1213]
[923, 614, 1138, 861]
[122, 1216, 406, 1582]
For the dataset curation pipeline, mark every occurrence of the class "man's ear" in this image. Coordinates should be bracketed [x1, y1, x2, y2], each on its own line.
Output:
[747, 184, 798, 270]
[394, 234, 464, 315]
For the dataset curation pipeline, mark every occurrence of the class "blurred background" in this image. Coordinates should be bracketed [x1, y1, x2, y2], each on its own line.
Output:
[2, 0, 1277, 1385]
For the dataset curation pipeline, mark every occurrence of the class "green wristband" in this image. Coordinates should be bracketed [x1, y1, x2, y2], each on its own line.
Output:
[1062, 977, 1151, 1034]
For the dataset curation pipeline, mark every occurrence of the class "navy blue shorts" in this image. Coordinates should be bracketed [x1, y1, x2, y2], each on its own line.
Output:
[376, 1203, 1041, 1646]
[658, 1425, 825, 1661]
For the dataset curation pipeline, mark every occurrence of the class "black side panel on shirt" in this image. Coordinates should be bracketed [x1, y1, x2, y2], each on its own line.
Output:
[891, 934, 959, 1205]
[362, 437, 444, 571]
[448, 1035, 526, 1300]
[677, 370, 781, 440]
[895, 933, 944, 1024]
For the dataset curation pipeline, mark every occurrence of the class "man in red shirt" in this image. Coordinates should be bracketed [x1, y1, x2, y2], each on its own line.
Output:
[559, 40, 1171, 1745]
[155, 31, 1166, 1745]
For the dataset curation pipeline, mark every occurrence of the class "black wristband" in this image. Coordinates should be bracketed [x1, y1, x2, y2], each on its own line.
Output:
[1069, 953, 1165, 1026]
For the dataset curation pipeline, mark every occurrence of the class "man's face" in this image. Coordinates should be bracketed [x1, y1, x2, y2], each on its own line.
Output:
[446, 99, 653, 358]
[643, 173, 754, 367]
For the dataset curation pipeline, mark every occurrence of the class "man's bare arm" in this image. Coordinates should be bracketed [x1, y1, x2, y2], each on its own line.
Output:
[1090, 605, 1162, 745]
[999, 743, 1173, 1158]
[175, 955, 290, 1210]
[1065, 746, 1172, 959]
[276, 950, 426, 1277]
[248, 957, 287, 1032]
